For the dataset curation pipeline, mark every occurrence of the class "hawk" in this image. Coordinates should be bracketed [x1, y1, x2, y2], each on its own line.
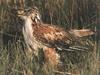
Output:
[17, 7, 94, 66]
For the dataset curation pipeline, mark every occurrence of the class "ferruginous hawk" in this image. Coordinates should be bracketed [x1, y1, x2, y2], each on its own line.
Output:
[17, 7, 94, 66]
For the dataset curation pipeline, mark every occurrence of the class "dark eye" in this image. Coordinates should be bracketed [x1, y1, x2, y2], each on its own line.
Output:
[35, 13, 37, 16]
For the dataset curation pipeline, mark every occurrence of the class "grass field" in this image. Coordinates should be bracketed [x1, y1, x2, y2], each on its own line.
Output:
[0, 0, 99, 75]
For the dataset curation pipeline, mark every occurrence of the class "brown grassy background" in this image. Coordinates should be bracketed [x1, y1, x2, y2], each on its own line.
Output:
[0, 0, 99, 75]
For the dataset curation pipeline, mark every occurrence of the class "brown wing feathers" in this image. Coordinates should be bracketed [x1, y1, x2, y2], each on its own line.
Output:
[32, 22, 94, 51]
[32, 23, 74, 50]
[29, 7, 94, 51]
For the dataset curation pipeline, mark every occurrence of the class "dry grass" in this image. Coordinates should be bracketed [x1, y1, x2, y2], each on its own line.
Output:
[0, 0, 99, 75]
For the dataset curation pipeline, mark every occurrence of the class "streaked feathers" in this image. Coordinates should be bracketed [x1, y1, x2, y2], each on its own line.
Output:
[18, 7, 94, 66]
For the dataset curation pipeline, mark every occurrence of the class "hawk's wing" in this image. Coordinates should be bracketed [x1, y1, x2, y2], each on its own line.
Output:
[32, 23, 94, 51]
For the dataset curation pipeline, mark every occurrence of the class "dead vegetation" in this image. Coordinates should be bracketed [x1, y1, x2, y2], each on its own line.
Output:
[0, 0, 99, 75]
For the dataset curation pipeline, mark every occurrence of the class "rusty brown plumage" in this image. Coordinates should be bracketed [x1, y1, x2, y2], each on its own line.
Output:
[18, 7, 94, 66]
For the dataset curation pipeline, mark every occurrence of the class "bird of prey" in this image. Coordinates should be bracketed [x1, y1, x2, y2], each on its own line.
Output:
[17, 7, 94, 66]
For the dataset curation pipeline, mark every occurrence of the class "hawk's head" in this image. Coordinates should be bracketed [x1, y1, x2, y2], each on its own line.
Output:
[17, 7, 41, 23]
